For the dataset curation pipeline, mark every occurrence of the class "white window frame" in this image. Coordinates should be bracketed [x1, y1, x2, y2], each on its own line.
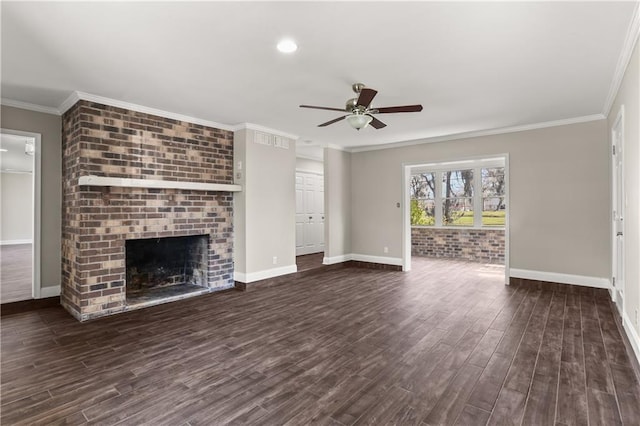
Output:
[411, 158, 506, 230]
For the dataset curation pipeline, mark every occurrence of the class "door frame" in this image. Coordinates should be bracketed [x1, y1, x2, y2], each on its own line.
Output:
[402, 153, 510, 285]
[611, 105, 625, 309]
[295, 169, 325, 256]
[1, 128, 42, 299]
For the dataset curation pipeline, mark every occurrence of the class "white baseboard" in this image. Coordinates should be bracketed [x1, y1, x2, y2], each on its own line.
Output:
[0, 239, 32, 246]
[323, 253, 403, 267]
[351, 254, 403, 266]
[40, 285, 60, 298]
[234, 264, 297, 283]
[323, 254, 352, 265]
[509, 268, 610, 290]
[623, 311, 640, 366]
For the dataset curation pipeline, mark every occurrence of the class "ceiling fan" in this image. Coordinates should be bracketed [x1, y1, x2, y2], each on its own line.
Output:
[300, 83, 423, 130]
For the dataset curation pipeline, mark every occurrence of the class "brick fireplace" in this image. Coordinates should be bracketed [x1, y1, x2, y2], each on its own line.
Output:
[61, 100, 236, 321]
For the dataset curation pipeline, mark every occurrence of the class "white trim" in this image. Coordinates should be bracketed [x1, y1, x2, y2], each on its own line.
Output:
[233, 123, 298, 141]
[0, 239, 33, 245]
[59, 91, 236, 131]
[411, 225, 506, 231]
[324, 143, 347, 152]
[509, 268, 611, 290]
[504, 154, 510, 285]
[349, 114, 605, 153]
[611, 105, 625, 307]
[323, 254, 352, 265]
[323, 253, 403, 267]
[77, 175, 242, 192]
[351, 254, 403, 266]
[1, 128, 41, 300]
[402, 166, 411, 272]
[623, 311, 640, 366]
[233, 264, 297, 283]
[40, 286, 61, 299]
[295, 168, 324, 176]
[1, 98, 61, 115]
[295, 153, 324, 162]
[603, 2, 640, 116]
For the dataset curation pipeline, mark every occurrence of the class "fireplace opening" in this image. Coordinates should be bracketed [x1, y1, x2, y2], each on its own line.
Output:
[126, 234, 210, 306]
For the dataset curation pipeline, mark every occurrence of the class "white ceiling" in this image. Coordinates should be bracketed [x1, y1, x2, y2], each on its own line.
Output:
[0, 133, 35, 173]
[1, 2, 636, 155]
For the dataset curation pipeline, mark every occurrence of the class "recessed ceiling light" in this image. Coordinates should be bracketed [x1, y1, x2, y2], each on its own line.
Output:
[277, 39, 297, 53]
[0, 149, 7, 152]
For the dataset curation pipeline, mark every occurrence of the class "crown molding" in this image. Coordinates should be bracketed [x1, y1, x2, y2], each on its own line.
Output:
[57, 91, 80, 115]
[348, 114, 606, 153]
[59, 91, 236, 131]
[232, 123, 298, 141]
[324, 143, 347, 151]
[603, 1, 640, 117]
[1, 98, 61, 115]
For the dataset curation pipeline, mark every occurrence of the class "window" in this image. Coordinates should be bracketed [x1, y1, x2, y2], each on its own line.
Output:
[410, 172, 435, 225]
[442, 170, 473, 226]
[482, 168, 506, 226]
[410, 159, 506, 228]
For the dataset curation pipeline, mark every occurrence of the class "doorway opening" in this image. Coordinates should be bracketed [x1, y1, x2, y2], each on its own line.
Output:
[0, 129, 40, 303]
[611, 106, 625, 312]
[402, 155, 510, 284]
[295, 155, 325, 273]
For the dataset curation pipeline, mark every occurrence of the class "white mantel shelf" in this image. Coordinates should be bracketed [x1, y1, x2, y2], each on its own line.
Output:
[78, 175, 242, 192]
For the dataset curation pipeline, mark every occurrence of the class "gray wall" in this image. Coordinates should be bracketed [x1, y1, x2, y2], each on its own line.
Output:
[234, 129, 296, 278]
[1, 172, 33, 241]
[609, 40, 639, 340]
[351, 120, 610, 279]
[1, 105, 61, 289]
[324, 148, 352, 259]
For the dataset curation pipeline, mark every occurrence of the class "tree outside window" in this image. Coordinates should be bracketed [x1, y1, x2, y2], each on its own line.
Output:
[410, 163, 506, 228]
[442, 170, 473, 226]
[410, 173, 435, 225]
[482, 168, 505, 226]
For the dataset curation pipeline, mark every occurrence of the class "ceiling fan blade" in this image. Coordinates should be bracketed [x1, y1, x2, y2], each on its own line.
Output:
[374, 105, 423, 114]
[300, 105, 346, 112]
[318, 116, 347, 127]
[369, 116, 387, 129]
[357, 88, 377, 108]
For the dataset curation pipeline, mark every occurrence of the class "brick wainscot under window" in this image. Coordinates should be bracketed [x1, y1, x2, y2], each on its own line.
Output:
[411, 227, 505, 264]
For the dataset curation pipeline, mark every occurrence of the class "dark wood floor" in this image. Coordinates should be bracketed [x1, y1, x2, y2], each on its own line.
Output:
[2, 258, 639, 425]
[0, 244, 32, 304]
[296, 252, 324, 273]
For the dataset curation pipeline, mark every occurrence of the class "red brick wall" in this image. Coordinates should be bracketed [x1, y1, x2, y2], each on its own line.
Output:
[411, 227, 505, 264]
[61, 101, 234, 321]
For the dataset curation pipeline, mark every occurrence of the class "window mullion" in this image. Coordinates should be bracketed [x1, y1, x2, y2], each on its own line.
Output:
[474, 167, 482, 228]
[435, 171, 443, 226]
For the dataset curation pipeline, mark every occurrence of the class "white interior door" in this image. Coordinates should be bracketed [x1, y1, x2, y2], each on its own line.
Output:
[295, 172, 324, 256]
[612, 113, 624, 311]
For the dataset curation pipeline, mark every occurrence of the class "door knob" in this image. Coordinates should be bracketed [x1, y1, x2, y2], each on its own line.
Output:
[309, 216, 312, 220]
[617, 232, 623, 236]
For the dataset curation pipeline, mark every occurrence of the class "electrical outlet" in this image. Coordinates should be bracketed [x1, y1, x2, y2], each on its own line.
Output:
[383, 246, 389, 254]
[273, 256, 277, 265]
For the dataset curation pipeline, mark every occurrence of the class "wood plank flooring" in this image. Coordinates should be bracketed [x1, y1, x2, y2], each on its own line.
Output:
[296, 252, 324, 273]
[0, 244, 32, 304]
[2, 258, 639, 425]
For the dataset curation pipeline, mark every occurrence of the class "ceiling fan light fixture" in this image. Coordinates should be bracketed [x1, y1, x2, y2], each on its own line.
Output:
[346, 114, 373, 130]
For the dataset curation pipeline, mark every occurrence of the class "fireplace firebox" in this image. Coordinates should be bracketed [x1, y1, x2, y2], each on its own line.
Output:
[126, 235, 209, 305]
